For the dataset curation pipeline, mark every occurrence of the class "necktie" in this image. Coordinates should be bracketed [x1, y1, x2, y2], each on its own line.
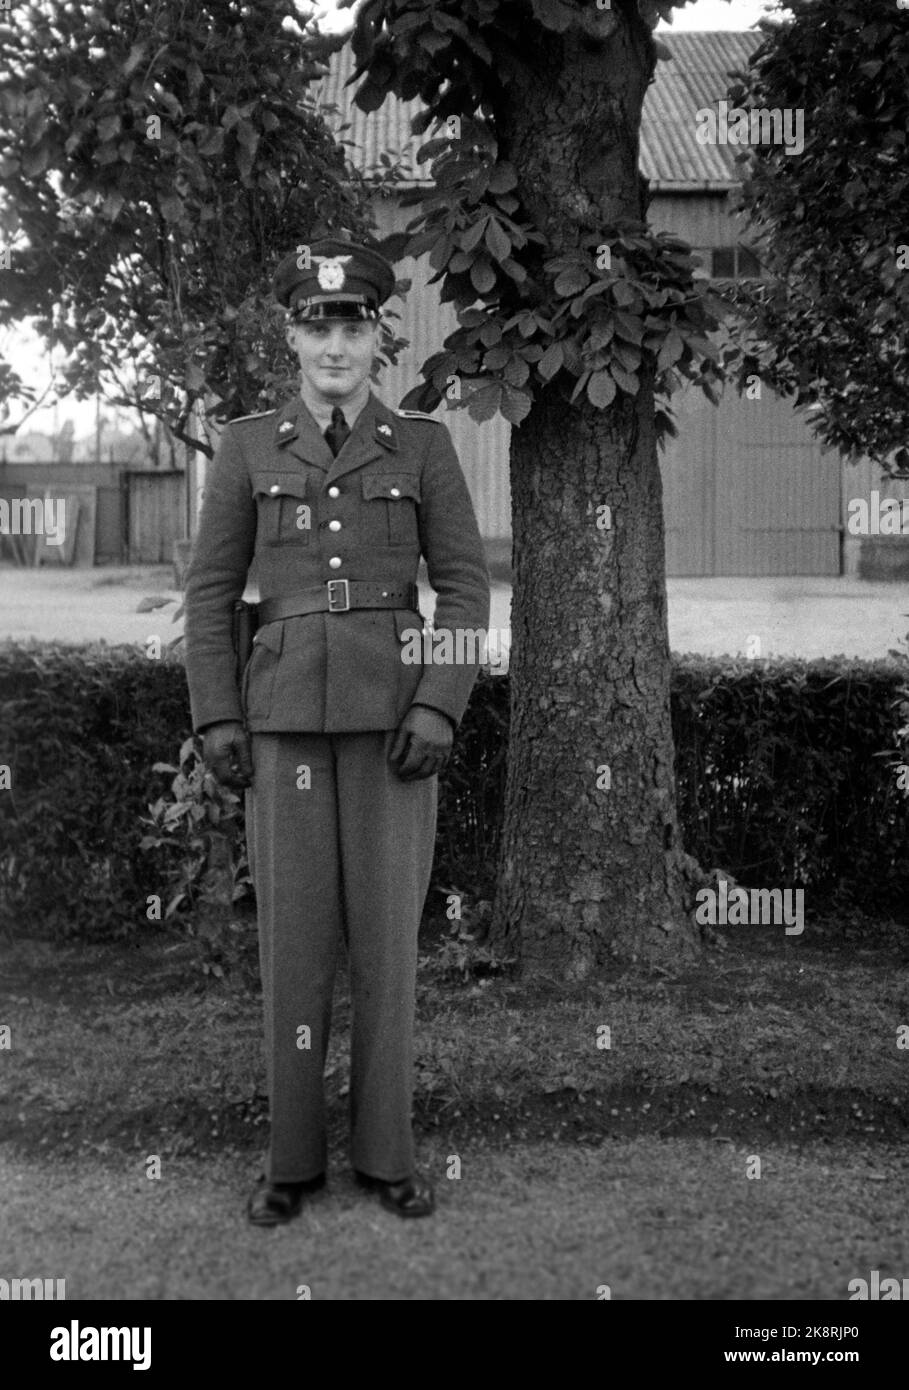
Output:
[324, 405, 350, 457]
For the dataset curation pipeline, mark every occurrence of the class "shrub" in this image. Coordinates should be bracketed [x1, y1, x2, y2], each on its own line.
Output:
[2, 639, 908, 941]
[0, 640, 193, 939]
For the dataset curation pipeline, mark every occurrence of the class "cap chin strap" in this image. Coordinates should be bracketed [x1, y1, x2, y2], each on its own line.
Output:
[290, 294, 379, 321]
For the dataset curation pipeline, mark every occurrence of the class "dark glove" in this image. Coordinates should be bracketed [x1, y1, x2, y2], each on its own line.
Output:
[388, 705, 453, 782]
[202, 720, 253, 790]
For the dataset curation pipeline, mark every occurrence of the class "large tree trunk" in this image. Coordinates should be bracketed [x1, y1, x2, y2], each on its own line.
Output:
[488, 6, 705, 978]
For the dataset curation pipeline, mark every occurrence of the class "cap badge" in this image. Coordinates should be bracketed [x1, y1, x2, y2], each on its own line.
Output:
[314, 255, 353, 291]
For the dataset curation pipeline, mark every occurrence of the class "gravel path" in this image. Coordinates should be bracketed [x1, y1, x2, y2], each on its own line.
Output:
[2, 564, 907, 661]
[3, 1137, 906, 1300]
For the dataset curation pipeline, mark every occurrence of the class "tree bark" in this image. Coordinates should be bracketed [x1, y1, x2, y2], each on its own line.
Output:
[488, 8, 705, 977]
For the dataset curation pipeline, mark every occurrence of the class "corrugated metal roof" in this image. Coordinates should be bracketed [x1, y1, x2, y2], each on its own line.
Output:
[313, 29, 762, 190]
[642, 32, 762, 186]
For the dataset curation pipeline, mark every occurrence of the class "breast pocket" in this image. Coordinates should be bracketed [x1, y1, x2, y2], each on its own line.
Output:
[361, 473, 422, 547]
[252, 472, 312, 546]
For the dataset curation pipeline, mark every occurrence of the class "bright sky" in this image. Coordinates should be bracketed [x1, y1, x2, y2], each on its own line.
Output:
[313, 0, 785, 33]
[656, 0, 785, 28]
[13, 0, 785, 440]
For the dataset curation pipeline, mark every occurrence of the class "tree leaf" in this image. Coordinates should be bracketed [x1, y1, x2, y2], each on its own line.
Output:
[97, 114, 121, 141]
[538, 342, 565, 380]
[570, 370, 591, 403]
[460, 217, 489, 253]
[123, 42, 147, 77]
[488, 163, 518, 195]
[587, 322, 614, 352]
[554, 265, 589, 297]
[21, 141, 50, 178]
[483, 345, 511, 370]
[236, 119, 259, 153]
[470, 258, 496, 294]
[467, 382, 502, 422]
[586, 370, 617, 408]
[531, 0, 574, 33]
[614, 311, 644, 345]
[610, 363, 639, 396]
[612, 279, 640, 308]
[500, 385, 532, 425]
[158, 193, 184, 222]
[102, 190, 125, 221]
[485, 216, 511, 262]
[478, 320, 503, 347]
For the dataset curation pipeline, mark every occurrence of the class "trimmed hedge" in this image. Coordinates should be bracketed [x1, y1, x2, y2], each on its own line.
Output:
[0, 641, 195, 939]
[670, 655, 909, 914]
[1, 640, 907, 939]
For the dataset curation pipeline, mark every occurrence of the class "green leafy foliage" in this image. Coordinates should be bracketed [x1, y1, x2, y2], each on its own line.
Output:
[424, 893, 515, 981]
[0, 0, 409, 453]
[0, 640, 194, 939]
[874, 614, 909, 813]
[430, 921, 515, 981]
[346, 1, 725, 437]
[671, 652, 909, 916]
[2, 642, 907, 943]
[140, 735, 251, 923]
[717, 0, 909, 473]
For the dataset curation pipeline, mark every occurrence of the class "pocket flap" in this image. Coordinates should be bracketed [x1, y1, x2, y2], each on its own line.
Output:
[252, 471, 309, 501]
[252, 621, 284, 655]
[361, 473, 422, 503]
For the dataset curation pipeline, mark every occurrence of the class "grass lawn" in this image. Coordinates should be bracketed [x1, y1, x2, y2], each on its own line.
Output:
[1, 912, 907, 1298]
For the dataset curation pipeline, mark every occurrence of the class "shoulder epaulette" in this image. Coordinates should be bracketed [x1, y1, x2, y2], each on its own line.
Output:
[230, 409, 277, 424]
[395, 409, 442, 422]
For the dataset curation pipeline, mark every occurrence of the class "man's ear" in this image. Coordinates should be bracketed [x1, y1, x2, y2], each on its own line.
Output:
[284, 322, 296, 349]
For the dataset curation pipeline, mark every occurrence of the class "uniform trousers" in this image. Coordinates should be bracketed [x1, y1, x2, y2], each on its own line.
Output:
[245, 729, 438, 1183]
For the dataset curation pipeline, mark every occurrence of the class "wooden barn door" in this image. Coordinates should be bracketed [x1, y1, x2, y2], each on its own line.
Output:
[660, 383, 841, 576]
[714, 388, 841, 576]
[125, 471, 185, 564]
[659, 380, 717, 576]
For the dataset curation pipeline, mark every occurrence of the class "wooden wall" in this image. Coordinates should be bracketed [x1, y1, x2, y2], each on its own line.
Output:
[370, 190, 849, 576]
[370, 193, 512, 542]
[124, 471, 185, 564]
[190, 188, 893, 579]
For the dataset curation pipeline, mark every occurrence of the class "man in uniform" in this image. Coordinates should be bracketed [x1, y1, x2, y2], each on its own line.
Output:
[183, 238, 490, 1225]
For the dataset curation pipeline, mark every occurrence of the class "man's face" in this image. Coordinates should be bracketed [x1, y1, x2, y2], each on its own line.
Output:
[286, 316, 380, 404]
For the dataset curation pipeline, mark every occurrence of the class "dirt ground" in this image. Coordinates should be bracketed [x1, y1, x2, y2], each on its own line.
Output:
[1, 561, 908, 662]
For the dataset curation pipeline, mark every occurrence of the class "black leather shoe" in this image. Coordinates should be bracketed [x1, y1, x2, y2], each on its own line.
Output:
[354, 1169, 435, 1218]
[247, 1173, 326, 1227]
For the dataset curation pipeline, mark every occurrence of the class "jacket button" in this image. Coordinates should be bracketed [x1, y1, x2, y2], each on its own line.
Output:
[328, 556, 342, 569]
[328, 486, 340, 498]
[390, 486, 400, 497]
[328, 520, 342, 532]
[269, 484, 280, 494]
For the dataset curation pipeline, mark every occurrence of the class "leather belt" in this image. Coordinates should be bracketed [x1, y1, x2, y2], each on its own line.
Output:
[257, 580, 420, 625]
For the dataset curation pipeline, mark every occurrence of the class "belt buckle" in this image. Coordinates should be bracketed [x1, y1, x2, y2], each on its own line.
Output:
[326, 578, 350, 613]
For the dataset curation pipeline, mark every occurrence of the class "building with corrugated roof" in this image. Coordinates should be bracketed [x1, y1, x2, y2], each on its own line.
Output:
[259, 31, 903, 578]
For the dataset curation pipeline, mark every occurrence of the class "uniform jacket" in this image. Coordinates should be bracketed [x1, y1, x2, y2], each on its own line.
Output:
[183, 389, 491, 735]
